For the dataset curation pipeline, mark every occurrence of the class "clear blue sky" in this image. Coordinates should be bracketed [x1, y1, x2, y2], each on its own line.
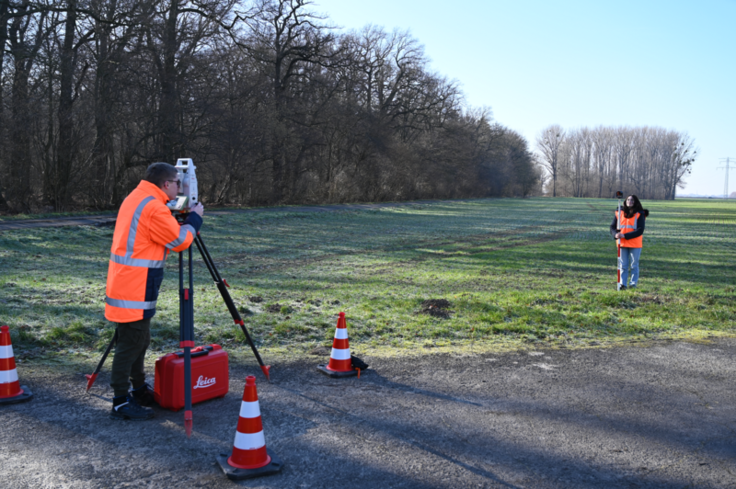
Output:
[313, 0, 736, 196]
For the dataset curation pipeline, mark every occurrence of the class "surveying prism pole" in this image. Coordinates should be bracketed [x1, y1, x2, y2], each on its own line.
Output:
[193, 233, 271, 381]
[179, 248, 195, 437]
[615, 191, 623, 290]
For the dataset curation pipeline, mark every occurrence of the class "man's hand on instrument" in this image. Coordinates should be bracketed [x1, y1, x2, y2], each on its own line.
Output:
[191, 203, 204, 217]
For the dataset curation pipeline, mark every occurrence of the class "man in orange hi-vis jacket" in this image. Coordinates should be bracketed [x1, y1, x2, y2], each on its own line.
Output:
[106, 162, 204, 420]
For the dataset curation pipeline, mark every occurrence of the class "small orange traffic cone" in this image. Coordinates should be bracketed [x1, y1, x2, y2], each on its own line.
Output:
[317, 312, 358, 378]
[0, 325, 33, 405]
[216, 375, 282, 480]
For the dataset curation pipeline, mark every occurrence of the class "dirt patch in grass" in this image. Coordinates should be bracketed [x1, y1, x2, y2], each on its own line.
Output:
[309, 345, 331, 356]
[420, 299, 452, 318]
[634, 294, 665, 305]
[534, 268, 567, 278]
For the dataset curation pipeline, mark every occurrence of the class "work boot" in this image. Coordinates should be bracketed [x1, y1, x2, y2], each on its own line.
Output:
[110, 395, 154, 421]
[131, 383, 157, 407]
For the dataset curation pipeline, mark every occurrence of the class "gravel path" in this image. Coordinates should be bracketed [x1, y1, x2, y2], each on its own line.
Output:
[2, 338, 735, 488]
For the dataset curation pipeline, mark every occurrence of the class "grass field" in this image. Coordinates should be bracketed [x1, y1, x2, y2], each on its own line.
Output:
[1, 197, 734, 361]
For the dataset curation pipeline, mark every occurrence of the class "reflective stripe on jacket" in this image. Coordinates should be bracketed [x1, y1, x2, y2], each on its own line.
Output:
[615, 210, 643, 248]
[105, 180, 200, 323]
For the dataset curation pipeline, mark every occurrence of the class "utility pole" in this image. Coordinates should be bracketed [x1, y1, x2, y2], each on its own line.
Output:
[717, 158, 736, 198]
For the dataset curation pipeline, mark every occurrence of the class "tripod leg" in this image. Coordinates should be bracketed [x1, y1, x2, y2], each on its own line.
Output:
[180, 250, 195, 437]
[193, 233, 271, 381]
[84, 330, 118, 392]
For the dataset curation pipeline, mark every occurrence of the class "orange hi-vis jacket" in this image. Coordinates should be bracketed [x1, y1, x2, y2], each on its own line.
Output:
[615, 210, 643, 248]
[105, 180, 202, 323]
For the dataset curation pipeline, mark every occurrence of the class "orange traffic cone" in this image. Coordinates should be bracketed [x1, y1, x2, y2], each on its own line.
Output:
[317, 312, 358, 378]
[216, 375, 282, 480]
[0, 325, 33, 405]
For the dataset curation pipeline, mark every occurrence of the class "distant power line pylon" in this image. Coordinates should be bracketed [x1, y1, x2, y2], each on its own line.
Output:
[718, 158, 736, 198]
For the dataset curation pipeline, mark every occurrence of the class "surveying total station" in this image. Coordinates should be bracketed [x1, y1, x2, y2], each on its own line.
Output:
[167, 158, 199, 212]
[86, 158, 270, 437]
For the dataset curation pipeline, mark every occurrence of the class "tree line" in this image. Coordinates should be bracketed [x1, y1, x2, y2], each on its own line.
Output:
[536, 124, 696, 200]
[0, 0, 542, 213]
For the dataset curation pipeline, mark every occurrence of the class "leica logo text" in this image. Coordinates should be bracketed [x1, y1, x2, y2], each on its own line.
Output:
[193, 375, 216, 389]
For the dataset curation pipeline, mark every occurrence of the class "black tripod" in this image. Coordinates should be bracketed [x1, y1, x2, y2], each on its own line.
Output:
[180, 232, 271, 436]
[86, 230, 271, 437]
[193, 233, 271, 380]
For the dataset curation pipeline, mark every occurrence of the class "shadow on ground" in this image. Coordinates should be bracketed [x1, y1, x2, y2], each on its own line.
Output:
[1, 338, 735, 488]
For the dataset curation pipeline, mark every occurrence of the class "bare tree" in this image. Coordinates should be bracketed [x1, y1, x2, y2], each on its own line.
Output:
[666, 133, 696, 200]
[6, 0, 49, 212]
[591, 126, 614, 197]
[239, 0, 336, 202]
[0, 0, 13, 210]
[546, 124, 696, 200]
[86, 0, 149, 207]
[564, 127, 592, 197]
[48, 0, 95, 210]
[0, 1, 620, 211]
[536, 124, 565, 196]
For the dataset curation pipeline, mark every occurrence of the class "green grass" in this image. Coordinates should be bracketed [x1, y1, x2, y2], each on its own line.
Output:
[1, 197, 735, 361]
[0, 209, 118, 222]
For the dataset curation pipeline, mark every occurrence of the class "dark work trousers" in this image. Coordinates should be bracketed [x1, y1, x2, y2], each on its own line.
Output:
[110, 318, 151, 398]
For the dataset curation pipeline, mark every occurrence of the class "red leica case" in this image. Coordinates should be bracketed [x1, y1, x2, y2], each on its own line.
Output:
[154, 344, 229, 411]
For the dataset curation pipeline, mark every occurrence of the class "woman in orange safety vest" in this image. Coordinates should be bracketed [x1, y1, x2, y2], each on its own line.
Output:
[610, 195, 649, 290]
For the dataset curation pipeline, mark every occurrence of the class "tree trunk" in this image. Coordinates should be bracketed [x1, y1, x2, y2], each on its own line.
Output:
[160, 0, 180, 163]
[53, 0, 77, 210]
[9, 61, 32, 212]
[90, 15, 112, 208]
[0, 1, 9, 211]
